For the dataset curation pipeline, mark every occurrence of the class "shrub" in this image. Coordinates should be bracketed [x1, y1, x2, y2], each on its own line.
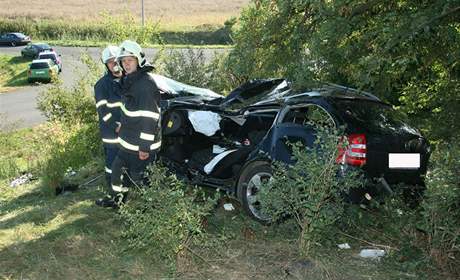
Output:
[38, 121, 101, 193]
[420, 142, 460, 275]
[153, 48, 237, 94]
[37, 53, 103, 192]
[37, 53, 101, 125]
[119, 164, 218, 271]
[259, 127, 363, 255]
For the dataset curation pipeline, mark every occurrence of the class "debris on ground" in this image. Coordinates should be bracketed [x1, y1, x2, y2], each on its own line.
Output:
[223, 203, 235, 211]
[10, 173, 34, 187]
[338, 243, 351, 249]
[359, 249, 386, 259]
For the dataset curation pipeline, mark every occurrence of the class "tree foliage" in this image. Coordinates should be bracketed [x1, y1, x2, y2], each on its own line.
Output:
[228, 0, 460, 140]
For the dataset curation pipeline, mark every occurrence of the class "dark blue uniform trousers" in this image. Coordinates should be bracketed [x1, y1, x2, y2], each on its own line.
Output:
[110, 149, 155, 198]
[104, 146, 119, 188]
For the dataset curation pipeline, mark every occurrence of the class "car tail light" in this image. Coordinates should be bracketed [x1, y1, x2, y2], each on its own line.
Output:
[336, 133, 367, 167]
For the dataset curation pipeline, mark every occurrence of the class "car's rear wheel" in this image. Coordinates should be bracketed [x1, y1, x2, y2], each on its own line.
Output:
[237, 161, 273, 224]
[11, 41, 16, 47]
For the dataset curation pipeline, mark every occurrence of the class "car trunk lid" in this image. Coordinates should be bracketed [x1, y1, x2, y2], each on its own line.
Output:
[30, 67, 50, 78]
[334, 98, 430, 183]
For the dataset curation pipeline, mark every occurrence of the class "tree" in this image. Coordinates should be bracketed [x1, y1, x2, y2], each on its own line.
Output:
[227, 0, 460, 140]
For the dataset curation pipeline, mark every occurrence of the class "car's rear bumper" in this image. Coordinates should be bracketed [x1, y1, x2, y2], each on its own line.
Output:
[339, 164, 426, 203]
[28, 77, 51, 82]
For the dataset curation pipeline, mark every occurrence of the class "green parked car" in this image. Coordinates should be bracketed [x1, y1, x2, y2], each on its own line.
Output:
[27, 59, 59, 83]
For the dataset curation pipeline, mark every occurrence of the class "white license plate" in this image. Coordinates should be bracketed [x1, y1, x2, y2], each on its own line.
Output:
[36, 71, 45, 74]
[388, 153, 420, 169]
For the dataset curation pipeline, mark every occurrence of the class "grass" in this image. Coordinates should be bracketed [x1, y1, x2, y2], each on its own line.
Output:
[0, 0, 247, 46]
[0, 54, 30, 93]
[0, 126, 452, 279]
[0, 125, 50, 179]
[0, 0, 249, 28]
[0, 179, 446, 279]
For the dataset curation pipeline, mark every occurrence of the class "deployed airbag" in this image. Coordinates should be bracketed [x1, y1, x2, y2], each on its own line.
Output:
[187, 110, 222, 136]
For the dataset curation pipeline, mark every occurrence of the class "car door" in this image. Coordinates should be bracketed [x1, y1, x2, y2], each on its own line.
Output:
[266, 103, 336, 164]
[23, 45, 33, 56]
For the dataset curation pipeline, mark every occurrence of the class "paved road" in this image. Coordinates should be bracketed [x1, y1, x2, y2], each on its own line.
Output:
[0, 45, 222, 130]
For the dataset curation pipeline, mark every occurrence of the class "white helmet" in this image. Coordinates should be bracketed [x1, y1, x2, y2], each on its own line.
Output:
[117, 40, 147, 68]
[101, 45, 120, 64]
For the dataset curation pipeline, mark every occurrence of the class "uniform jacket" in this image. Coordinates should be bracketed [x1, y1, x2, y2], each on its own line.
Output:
[118, 65, 161, 154]
[94, 72, 122, 147]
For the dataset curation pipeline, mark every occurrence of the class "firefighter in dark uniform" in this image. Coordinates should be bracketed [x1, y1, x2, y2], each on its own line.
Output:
[96, 40, 161, 208]
[94, 46, 122, 207]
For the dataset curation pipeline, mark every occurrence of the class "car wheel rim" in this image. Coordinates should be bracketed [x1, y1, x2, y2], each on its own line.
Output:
[246, 171, 272, 221]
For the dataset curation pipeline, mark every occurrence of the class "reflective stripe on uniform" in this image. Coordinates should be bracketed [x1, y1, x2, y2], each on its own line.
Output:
[112, 184, 129, 192]
[119, 138, 139, 151]
[119, 137, 161, 151]
[103, 113, 112, 122]
[105, 167, 112, 174]
[107, 102, 122, 108]
[140, 132, 155, 141]
[96, 99, 108, 108]
[102, 138, 119, 144]
[150, 141, 162, 150]
[121, 104, 160, 120]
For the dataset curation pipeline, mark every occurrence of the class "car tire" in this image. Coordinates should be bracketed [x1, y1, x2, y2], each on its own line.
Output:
[237, 161, 273, 224]
[11, 41, 16, 47]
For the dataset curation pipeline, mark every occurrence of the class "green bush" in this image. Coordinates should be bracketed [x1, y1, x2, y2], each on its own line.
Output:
[259, 127, 363, 255]
[420, 142, 460, 275]
[38, 122, 101, 192]
[338, 143, 460, 277]
[37, 53, 103, 192]
[37, 53, 101, 125]
[154, 48, 236, 94]
[119, 164, 218, 271]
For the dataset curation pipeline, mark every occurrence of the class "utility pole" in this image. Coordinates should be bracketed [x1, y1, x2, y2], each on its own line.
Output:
[141, 0, 145, 27]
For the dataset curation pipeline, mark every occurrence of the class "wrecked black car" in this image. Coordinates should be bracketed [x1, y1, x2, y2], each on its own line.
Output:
[152, 75, 430, 223]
